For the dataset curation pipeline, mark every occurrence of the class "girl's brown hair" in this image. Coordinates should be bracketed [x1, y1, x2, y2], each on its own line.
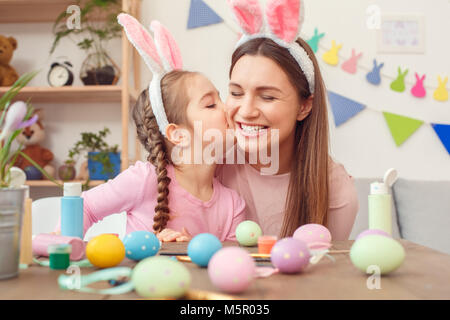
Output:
[230, 37, 329, 238]
[133, 70, 196, 233]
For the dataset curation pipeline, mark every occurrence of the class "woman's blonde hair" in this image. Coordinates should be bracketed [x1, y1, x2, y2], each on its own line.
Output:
[230, 37, 330, 238]
[132, 70, 197, 232]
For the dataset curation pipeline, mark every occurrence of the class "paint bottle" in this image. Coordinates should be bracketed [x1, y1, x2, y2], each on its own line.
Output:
[61, 182, 84, 239]
[48, 244, 72, 270]
[368, 168, 398, 235]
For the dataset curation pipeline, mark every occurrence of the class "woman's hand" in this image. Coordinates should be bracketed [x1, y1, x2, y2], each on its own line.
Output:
[157, 227, 192, 242]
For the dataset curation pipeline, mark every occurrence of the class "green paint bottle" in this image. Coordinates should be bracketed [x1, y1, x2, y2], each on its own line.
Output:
[48, 244, 72, 270]
[368, 168, 398, 235]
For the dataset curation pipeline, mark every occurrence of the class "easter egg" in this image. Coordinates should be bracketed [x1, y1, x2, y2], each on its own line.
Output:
[293, 223, 332, 250]
[132, 256, 191, 299]
[270, 237, 310, 274]
[123, 231, 160, 261]
[350, 235, 405, 275]
[235, 220, 262, 246]
[86, 234, 125, 268]
[187, 233, 222, 267]
[356, 229, 391, 241]
[208, 247, 255, 293]
[24, 166, 42, 180]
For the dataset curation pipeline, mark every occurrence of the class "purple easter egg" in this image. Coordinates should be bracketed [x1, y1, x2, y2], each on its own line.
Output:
[356, 229, 391, 241]
[270, 238, 310, 274]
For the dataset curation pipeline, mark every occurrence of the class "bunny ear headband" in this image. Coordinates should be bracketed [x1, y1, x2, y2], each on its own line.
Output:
[228, 0, 315, 94]
[118, 13, 183, 136]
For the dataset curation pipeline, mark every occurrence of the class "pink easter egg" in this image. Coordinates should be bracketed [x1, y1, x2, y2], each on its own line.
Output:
[293, 223, 332, 250]
[270, 238, 310, 274]
[356, 229, 391, 241]
[207, 247, 255, 294]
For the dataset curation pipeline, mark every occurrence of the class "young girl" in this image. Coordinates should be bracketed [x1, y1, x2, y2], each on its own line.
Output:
[216, 0, 359, 240]
[55, 14, 245, 242]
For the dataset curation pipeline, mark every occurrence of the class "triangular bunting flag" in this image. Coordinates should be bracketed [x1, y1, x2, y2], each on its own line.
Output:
[431, 123, 450, 155]
[187, 0, 223, 29]
[383, 112, 424, 147]
[327, 91, 366, 126]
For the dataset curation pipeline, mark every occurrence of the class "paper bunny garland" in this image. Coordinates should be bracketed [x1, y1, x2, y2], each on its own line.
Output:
[228, 0, 315, 94]
[118, 13, 183, 136]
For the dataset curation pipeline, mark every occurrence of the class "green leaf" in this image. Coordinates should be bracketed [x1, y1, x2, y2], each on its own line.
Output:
[0, 71, 39, 111]
[18, 152, 63, 188]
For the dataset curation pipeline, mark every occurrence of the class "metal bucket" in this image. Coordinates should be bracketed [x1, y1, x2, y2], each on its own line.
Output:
[0, 186, 26, 280]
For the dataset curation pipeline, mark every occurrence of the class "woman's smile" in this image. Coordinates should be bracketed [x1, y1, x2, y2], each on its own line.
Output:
[236, 122, 269, 138]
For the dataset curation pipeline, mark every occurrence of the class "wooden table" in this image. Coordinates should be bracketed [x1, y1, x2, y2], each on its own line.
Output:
[1, 240, 449, 300]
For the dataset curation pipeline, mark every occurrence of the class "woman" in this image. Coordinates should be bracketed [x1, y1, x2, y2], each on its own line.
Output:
[216, 2, 359, 240]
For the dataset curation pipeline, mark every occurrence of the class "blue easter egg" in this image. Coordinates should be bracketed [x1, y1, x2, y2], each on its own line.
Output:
[187, 233, 222, 267]
[123, 231, 160, 261]
[24, 166, 43, 180]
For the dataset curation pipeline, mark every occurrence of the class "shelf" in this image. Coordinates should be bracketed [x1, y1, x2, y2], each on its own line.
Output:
[0, 0, 113, 23]
[26, 180, 105, 187]
[0, 85, 139, 104]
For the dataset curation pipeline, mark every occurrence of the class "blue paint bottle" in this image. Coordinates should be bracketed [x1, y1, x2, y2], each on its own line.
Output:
[61, 182, 83, 239]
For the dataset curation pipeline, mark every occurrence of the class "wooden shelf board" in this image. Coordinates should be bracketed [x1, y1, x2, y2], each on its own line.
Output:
[0, 85, 137, 104]
[0, 0, 114, 23]
[26, 180, 105, 187]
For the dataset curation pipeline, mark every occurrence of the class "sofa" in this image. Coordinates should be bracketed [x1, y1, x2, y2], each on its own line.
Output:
[350, 178, 450, 255]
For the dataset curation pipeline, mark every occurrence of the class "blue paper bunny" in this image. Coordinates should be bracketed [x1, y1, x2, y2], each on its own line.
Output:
[366, 59, 384, 85]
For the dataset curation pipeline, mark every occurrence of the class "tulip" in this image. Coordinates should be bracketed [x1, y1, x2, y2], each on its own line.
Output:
[0, 101, 38, 142]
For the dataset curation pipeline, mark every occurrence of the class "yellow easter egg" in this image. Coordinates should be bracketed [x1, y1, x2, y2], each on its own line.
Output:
[86, 234, 125, 268]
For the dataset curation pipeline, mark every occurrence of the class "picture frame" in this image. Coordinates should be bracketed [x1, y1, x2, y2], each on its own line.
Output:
[376, 14, 426, 54]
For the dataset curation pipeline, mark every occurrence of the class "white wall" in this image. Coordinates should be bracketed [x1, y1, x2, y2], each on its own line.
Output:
[2, 0, 449, 187]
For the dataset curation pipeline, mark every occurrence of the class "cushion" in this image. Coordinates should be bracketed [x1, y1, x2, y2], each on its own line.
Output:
[393, 178, 450, 254]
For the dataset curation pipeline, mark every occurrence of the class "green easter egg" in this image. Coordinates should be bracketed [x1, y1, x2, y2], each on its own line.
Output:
[132, 256, 191, 299]
[350, 235, 405, 275]
[236, 220, 262, 246]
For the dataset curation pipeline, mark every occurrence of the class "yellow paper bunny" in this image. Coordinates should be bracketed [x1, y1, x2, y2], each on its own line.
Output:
[322, 40, 342, 66]
[433, 76, 448, 102]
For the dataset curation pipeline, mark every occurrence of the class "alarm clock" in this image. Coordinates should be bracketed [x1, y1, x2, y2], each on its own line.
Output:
[48, 61, 74, 87]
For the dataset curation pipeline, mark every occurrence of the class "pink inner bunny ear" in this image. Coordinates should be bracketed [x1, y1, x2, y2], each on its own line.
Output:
[266, 0, 303, 43]
[151, 21, 183, 70]
[228, 0, 263, 35]
[118, 14, 162, 70]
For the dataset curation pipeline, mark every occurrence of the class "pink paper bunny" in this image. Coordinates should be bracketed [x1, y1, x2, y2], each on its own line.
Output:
[341, 49, 362, 74]
[411, 73, 426, 98]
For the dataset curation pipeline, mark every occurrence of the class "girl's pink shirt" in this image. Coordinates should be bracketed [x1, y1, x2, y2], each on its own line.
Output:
[216, 159, 359, 240]
[55, 161, 246, 241]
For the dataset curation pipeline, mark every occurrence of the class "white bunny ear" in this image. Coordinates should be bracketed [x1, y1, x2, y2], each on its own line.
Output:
[266, 0, 304, 43]
[150, 20, 183, 72]
[117, 13, 163, 74]
[228, 0, 263, 35]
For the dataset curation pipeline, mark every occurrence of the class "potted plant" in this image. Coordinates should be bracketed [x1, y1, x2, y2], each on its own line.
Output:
[0, 72, 62, 280]
[68, 127, 120, 181]
[50, 0, 123, 85]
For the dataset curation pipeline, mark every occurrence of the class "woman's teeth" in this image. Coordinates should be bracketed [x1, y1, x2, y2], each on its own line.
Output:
[240, 124, 267, 133]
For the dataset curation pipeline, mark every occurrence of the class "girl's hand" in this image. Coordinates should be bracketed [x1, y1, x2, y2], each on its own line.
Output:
[157, 227, 192, 242]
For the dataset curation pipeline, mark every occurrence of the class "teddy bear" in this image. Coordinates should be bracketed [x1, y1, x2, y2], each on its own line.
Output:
[14, 109, 56, 180]
[0, 35, 19, 86]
